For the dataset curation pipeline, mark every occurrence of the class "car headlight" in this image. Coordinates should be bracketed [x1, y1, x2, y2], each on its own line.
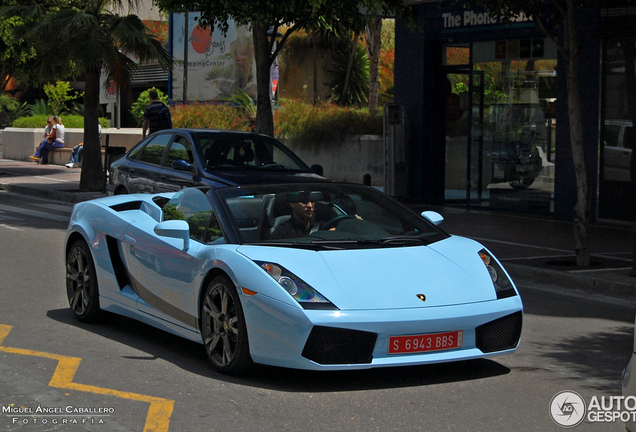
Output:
[478, 249, 517, 299]
[255, 261, 338, 310]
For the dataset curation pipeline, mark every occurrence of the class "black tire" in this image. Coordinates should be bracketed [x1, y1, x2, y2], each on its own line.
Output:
[200, 275, 253, 375]
[66, 240, 102, 322]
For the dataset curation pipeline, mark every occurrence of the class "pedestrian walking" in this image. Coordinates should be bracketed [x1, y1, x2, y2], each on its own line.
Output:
[142, 90, 172, 139]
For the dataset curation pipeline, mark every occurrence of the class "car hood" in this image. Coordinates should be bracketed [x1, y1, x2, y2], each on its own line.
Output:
[237, 236, 499, 310]
[204, 170, 327, 186]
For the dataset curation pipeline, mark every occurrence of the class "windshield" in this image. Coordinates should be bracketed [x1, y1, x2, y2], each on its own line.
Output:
[216, 184, 449, 249]
[195, 133, 311, 173]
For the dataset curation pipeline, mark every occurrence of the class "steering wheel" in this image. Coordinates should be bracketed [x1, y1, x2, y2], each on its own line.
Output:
[322, 215, 357, 230]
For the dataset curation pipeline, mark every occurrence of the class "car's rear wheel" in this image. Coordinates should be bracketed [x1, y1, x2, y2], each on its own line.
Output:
[66, 240, 101, 322]
[201, 275, 253, 375]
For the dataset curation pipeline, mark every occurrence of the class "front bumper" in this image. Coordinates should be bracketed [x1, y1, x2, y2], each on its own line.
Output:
[242, 293, 523, 371]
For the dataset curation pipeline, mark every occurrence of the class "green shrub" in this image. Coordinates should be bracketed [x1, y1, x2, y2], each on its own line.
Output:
[12, 115, 110, 129]
[10, 99, 381, 150]
[27, 99, 53, 116]
[328, 42, 370, 107]
[274, 98, 381, 148]
[44, 81, 83, 115]
[171, 102, 252, 130]
[0, 95, 28, 128]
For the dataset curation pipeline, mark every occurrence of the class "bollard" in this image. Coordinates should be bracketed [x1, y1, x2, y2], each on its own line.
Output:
[363, 173, 371, 186]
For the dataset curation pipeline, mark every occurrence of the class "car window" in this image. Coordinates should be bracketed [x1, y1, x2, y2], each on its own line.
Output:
[137, 134, 172, 165]
[165, 135, 194, 167]
[162, 188, 223, 243]
[604, 125, 621, 147]
[219, 184, 449, 247]
[624, 127, 635, 150]
[197, 133, 310, 172]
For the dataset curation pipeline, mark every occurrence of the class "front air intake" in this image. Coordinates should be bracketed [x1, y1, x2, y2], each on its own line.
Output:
[475, 311, 522, 353]
[302, 326, 377, 365]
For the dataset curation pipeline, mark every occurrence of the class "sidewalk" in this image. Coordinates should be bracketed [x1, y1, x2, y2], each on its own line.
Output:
[1, 157, 635, 301]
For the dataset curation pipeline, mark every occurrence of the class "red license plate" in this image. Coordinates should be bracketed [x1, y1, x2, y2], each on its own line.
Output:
[388, 330, 463, 354]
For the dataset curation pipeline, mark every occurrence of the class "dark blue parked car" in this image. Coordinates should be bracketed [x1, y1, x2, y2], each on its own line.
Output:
[107, 129, 324, 195]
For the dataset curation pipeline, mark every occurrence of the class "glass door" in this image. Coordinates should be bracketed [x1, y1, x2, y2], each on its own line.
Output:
[444, 67, 485, 206]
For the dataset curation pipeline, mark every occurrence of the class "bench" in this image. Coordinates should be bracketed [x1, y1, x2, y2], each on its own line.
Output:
[1, 127, 143, 165]
[46, 147, 107, 166]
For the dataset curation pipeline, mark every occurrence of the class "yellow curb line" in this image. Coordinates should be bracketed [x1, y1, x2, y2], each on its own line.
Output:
[0, 324, 174, 432]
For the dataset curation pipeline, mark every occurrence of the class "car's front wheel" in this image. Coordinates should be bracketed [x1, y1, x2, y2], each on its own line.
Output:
[66, 240, 101, 322]
[201, 275, 253, 375]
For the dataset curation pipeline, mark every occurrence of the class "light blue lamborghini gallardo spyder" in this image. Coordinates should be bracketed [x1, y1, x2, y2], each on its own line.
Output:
[64, 182, 523, 375]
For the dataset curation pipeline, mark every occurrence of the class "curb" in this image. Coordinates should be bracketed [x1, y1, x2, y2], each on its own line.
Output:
[0, 182, 107, 204]
[505, 263, 636, 302]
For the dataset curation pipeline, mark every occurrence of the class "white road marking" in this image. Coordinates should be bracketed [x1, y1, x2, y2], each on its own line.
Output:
[0, 223, 22, 231]
[0, 204, 69, 222]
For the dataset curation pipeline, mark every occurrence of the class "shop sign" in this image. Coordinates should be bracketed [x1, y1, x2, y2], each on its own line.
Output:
[442, 10, 533, 31]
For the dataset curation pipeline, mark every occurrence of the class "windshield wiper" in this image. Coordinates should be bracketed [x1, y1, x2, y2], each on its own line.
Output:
[245, 241, 345, 250]
[377, 236, 429, 246]
[258, 163, 290, 171]
[309, 237, 428, 248]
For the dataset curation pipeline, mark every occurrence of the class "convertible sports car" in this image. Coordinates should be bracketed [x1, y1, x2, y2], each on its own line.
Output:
[65, 183, 523, 375]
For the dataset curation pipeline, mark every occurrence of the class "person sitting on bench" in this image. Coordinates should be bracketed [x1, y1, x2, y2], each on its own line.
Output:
[30, 116, 65, 164]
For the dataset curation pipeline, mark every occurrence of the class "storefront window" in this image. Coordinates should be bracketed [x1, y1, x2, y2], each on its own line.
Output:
[443, 40, 557, 213]
[598, 37, 636, 220]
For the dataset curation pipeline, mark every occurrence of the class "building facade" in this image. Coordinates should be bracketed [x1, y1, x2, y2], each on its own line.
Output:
[394, 0, 635, 222]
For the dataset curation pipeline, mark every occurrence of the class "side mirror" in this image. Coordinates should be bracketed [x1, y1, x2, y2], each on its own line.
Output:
[154, 219, 190, 251]
[172, 159, 198, 175]
[311, 164, 324, 176]
[421, 211, 444, 226]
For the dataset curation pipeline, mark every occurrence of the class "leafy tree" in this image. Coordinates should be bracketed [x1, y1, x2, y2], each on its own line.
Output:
[459, 0, 597, 266]
[0, 1, 39, 95]
[1, 0, 171, 192]
[43, 80, 83, 115]
[155, 0, 414, 137]
[0, 1, 84, 94]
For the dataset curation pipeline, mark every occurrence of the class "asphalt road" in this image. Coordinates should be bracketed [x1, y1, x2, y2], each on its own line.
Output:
[0, 190, 634, 431]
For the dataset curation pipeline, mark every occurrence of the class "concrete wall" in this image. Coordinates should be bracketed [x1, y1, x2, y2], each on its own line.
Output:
[0, 128, 384, 186]
[285, 135, 383, 186]
[1, 128, 143, 164]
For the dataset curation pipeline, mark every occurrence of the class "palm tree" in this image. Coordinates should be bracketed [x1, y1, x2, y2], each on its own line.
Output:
[2, 0, 171, 191]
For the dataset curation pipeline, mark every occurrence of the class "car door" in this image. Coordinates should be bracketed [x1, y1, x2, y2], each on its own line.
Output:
[126, 133, 173, 193]
[123, 188, 222, 330]
[156, 133, 200, 192]
[604, 122, 633, 182]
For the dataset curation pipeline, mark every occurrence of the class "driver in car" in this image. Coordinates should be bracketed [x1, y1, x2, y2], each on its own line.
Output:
[270, 191, 318, 240]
